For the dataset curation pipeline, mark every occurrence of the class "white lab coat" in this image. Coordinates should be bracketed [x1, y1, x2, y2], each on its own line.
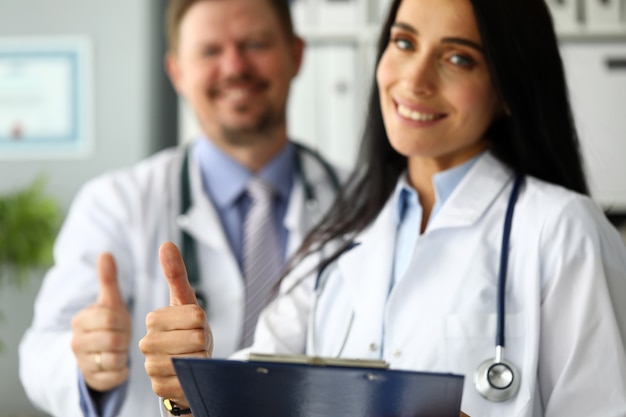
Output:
[251, 152, 626, 417]
[19, 144, 342, 417]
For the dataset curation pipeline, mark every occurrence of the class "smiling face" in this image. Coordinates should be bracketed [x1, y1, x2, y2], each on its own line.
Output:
[376, 0, 502, 174]
[167, 0, 303, 155]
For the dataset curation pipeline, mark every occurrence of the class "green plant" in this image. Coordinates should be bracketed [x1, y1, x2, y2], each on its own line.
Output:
[0, 175, 61, 351]
[0, 176, 61, 285]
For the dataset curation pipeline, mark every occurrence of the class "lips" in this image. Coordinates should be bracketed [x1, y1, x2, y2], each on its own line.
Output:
[397, 103, 446, 122]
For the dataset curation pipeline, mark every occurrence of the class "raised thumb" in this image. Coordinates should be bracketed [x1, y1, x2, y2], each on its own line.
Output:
[96, 252, 124, 307]
[159, 241, 198, 306]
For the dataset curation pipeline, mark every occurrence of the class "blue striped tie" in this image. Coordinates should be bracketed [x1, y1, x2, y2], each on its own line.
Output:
[241, 178, 282, 348]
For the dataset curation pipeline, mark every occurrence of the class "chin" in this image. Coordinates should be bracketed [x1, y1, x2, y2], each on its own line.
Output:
[388, 136, 433, 157]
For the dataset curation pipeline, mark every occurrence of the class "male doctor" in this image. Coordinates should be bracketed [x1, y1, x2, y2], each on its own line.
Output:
[19, 1, 341, 416]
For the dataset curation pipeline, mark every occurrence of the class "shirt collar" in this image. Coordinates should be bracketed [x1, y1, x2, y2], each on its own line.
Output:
[394, 175, 419, 226]
[393, 153, 482, 225]
[193, 137, 295, 209]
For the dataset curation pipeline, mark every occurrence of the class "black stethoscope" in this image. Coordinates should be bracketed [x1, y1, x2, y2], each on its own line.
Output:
[179, 142, 341, 311]
[311, 174, 524, 403]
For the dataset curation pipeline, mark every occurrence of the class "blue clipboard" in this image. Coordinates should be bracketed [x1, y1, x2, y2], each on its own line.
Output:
[173, 355, 464, 417]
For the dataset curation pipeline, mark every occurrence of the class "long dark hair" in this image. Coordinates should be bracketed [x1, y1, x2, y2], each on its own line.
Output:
[287, 0, 588, 273]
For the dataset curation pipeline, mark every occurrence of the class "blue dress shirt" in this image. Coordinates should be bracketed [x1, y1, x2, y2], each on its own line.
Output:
[194, 137, 295, 268]
[391, 155, 481, 287]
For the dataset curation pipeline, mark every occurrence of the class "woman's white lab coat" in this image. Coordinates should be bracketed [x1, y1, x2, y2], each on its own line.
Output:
[252, 152, 626, 417]
[19, 144, 341, 417]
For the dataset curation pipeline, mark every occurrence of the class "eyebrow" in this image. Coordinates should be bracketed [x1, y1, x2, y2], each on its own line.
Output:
[390, 22, 484, 53]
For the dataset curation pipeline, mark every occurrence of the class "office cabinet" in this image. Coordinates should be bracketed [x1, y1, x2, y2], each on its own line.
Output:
[561, 42, 626, 210]
[288, 42, 365, 169]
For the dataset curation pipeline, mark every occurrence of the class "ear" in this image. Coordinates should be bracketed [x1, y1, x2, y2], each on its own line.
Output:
[164, 52, 183, 94]
[290, 36, 305, 79]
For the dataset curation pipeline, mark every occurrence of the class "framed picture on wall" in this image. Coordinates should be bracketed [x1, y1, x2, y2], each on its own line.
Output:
[0, 36, 93, 159]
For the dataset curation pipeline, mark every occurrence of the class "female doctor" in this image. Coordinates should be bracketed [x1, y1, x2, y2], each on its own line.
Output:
[141, 0, 626, 415]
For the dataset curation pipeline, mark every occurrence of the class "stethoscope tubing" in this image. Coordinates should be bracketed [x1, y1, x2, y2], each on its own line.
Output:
[496, 174, 524, 349]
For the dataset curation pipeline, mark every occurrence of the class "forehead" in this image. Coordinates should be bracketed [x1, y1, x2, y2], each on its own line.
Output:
[395, 0, 481, 42]
[179, 0, 283, 43]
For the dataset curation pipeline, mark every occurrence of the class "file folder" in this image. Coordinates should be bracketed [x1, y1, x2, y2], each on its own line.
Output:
[172, 355, 464, 417]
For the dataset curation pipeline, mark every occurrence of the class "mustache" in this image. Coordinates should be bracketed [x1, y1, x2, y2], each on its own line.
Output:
[208, 74, 269, 97]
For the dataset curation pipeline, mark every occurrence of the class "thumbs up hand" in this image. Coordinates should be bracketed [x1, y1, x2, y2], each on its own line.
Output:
[139, 242, 213, 408]
[71, 253, 131, 392]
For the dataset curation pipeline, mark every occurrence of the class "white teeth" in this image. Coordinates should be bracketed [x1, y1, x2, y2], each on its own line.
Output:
[398, 104, 438, 121]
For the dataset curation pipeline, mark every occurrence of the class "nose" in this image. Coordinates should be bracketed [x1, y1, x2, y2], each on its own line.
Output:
[404, 55, 436, 97]
[220, 46, 249, 77]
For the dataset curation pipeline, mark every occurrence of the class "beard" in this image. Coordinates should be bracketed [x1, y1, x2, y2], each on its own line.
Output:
[219, 103, 286, 146]
[205, 73, 287, 146]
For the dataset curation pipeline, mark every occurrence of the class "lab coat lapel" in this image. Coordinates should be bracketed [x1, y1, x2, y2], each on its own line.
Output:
[284, 179, 306, 256]
[333, 153, 514, 316]
[284, 149, 338, 256]
[177, 154, 232, 253]
[428, 152, 514, 231]
[336, 198, 397, 324]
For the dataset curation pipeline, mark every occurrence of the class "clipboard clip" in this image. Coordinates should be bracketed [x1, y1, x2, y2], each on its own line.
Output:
[247, 353, 389, 369]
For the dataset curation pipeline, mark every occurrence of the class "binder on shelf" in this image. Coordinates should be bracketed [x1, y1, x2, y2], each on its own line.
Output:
[172, 355, 465, 417]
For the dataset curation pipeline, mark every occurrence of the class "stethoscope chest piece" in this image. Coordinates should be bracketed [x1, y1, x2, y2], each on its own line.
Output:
[474, 355, 520, 402]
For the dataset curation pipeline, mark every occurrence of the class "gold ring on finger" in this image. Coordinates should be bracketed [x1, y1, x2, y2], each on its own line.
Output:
[95, 352, 104, 372]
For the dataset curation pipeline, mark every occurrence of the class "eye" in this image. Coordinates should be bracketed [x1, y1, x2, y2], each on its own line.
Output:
[202, 46, 220, 57]
[245, 40, 270, 51]
[390, 36, 414, 51]
[448, 53, 476, 68]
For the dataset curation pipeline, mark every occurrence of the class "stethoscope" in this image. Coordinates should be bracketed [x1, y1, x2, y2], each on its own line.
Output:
[311, 174, 524, 403]
[178, 142, 341, 311]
